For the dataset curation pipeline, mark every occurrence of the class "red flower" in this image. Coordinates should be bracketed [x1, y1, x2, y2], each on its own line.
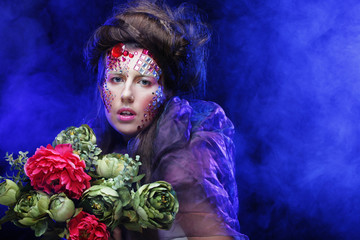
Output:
[25, 144, 91, 199]
[68, 211, 109, 240]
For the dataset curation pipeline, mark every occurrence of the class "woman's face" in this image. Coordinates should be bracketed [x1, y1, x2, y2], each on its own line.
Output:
[102, 43, 165, 139]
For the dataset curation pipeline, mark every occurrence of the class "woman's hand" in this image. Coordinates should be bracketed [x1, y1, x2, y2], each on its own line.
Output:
[109, 227, 122, 240]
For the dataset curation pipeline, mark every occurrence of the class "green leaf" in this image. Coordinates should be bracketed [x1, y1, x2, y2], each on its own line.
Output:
[31, 219, 48, 237]
[136, 206, 148, 221]
[133, 191, 140, 209]
[123, 210, 138, 222]
[131, 174, 145, 183]
[117, 187, 131, 206]
[113, 202, 123, 220]
[148, 182, 161, 189]
[99, 186, 120, 197]
[18, 217, 38, 226]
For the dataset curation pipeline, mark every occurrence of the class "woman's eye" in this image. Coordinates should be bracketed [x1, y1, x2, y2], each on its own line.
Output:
[111, 77, 124, 83]
[138, 79, 152, 86]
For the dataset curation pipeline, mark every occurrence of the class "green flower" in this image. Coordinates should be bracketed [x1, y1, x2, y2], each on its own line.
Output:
[96, 153, 126, 178]
[0, 179, 20, 206]
[133, 181, 179, 230]
[47, 193, 75, 222]
[52, 124, 102, 172]
[14, 191, 50, 226]
[80, 185, 129, 228]
[97, 154, 143, 188]
[53, 124, 96, 146]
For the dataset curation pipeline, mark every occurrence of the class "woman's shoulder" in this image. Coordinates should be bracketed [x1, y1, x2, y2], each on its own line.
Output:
[160, 96, 234, 136]
[188, 98, 234, 137]
[153, 96, 234, 159]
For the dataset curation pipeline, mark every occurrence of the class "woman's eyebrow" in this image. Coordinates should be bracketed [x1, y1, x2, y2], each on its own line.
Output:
[134, 75, 156, 81]
[107, 71, 123, 75]
[107, 71, 125, 75]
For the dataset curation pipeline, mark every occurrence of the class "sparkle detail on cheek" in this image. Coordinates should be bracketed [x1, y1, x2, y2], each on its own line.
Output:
[102, 81, 115, 113]
[137, 85, 166, 130]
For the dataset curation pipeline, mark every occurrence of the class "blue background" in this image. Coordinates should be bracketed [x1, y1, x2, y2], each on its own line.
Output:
[1, 0, 359, 239]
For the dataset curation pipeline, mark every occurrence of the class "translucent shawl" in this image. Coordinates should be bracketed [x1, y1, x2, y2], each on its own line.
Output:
[149, 97, 248, 240]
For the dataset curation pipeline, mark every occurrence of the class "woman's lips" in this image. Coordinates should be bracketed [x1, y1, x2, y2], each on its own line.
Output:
[117, 108, 136, 121]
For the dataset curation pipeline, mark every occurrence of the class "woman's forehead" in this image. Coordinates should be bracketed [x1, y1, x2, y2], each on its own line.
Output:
[105, 44, 162, 81]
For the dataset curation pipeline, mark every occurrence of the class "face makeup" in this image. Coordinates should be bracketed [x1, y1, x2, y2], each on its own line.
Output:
[102, 43, 165, 139]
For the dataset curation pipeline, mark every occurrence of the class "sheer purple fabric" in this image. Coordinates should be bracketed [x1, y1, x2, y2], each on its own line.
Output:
[150, 97, 249, 240]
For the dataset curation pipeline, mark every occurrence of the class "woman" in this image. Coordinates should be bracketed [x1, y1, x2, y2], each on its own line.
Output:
[85, 0, 248, 239]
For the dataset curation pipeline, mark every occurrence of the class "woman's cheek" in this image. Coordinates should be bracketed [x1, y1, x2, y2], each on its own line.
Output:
[138, 86, 166, 130]
[102, 82, 115, 113]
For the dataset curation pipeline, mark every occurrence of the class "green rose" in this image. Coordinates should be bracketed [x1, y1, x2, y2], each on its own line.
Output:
[96, 154, 143, 188]
[96, 153, 126, 178]
[0, 179, 20, 206]
[53, 124, 96, 146]
[52, 124, 102, 172]
[80, 185, 129, 228]
[133, 181, 179, 230]
[14, 191, 50, 226]
[47, 193, 75, 222]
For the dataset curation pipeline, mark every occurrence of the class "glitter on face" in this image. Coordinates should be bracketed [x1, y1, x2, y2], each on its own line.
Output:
[137, 85, 166, 130]
[104, 43, 165, 137]
[102, 81, 115, 113]
[105, 43, 135, 81]
[134, 49, 162, 81]
[105, 43, 162, 83]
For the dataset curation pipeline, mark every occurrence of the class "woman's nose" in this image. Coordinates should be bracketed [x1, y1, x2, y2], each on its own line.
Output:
[120, 84, 134, 103]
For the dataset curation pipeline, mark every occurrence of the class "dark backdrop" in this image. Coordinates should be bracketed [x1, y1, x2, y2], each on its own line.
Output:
[1, 0, 359, 239]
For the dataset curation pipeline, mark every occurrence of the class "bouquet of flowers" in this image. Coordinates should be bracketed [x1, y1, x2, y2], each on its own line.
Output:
[0, 124, 179, 239]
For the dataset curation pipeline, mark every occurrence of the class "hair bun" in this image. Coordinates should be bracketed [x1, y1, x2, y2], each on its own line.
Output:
[85, 0, 211, 98]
